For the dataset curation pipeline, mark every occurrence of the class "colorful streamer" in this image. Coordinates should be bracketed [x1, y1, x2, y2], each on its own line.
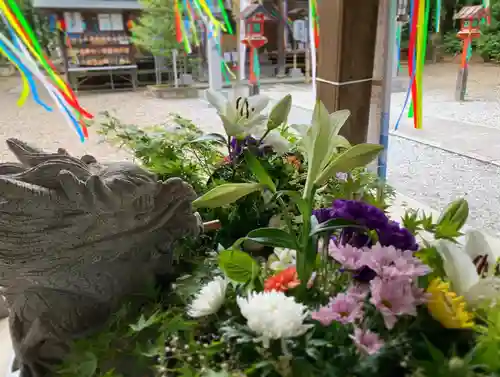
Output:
[0, 0, 91, 141]
[407, 0, 419, 127]
[435, 0, 441, 32]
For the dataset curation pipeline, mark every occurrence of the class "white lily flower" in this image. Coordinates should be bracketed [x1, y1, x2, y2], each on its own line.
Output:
[250, 125, 291, 155]
[205, 89, 269, 137]
[435, 230, 500, 307]
[269, 248, 297, 271]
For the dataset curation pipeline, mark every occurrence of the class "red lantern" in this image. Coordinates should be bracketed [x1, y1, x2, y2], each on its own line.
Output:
[241, 12, 267, 49]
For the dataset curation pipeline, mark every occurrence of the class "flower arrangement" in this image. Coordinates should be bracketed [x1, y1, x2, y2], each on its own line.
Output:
[59, 94, 500, 377]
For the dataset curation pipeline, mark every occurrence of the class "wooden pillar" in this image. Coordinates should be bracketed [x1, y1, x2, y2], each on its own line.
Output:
[316, 0, 380, 145]
[277, 0, 286, 77]
[368, 0, 389, 145]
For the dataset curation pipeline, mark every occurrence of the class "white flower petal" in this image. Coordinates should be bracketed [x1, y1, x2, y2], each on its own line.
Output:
[187, 277, 228, 318]
[247, 94, 270, 114]
[237, 291, 311, 344]
[464, 277, 500, 308]
[205, 89, 227, 114]
[465, 230, 500, 272]
[263, 131, 291, 155]
[435, 240, 480, 297]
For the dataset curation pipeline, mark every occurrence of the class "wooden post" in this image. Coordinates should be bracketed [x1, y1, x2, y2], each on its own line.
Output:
[368, 0, 388, 145]
[316, 0, 380, 145]
[455, 37, 469, 101]
[277, 0, 286, 77]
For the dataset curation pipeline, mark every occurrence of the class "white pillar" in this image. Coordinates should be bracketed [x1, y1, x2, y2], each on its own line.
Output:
[207, 27, 222, 91]
[308, 6, 316, 99]
[239, 0, 248, 81]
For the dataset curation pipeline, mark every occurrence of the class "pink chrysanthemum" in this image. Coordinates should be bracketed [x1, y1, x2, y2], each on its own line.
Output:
[346, 283, 370, 302]
[350, 328, 385, 356]
[369, 277, 418, 329]
[362, 243, 430, 280]
[312, 293, 364, 326]
[328, 243, 365, 270]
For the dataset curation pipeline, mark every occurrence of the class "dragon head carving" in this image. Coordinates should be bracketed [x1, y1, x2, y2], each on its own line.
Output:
[0, 139, 201, 377]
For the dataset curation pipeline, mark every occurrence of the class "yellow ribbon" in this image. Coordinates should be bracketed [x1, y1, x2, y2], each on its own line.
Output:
[0, 48, 29, 106]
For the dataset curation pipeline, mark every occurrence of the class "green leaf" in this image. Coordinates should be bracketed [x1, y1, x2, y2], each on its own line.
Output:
[75, 352, 98, 377]
[310, 218, 360, 237]
[276, 190, 309, 217]
[247, 227, 298, 249]
[193, 183, 264, 209]
[244, 150, 277, 193]
[437, 198, 469, 232]
[129, 311, 160, 332]
[315, 143, 384, 186]
[303, 103, 351, 198]
[267, 94, 292, 130]
[187, 133, 227, 145]
[218, 249, 260, 283]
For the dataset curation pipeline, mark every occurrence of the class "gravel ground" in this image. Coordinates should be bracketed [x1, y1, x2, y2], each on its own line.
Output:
[387, 137, 500, 237]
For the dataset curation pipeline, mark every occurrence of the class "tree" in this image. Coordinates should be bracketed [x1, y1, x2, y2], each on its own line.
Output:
[477, 0, 500, 61]
[131, 0, 180, 56]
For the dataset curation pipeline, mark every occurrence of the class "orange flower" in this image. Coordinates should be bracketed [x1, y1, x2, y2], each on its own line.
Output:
[285, 155, 301, 169]
[264, 266, 301, 292]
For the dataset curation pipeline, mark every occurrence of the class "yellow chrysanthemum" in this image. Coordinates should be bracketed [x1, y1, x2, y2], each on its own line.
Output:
[426, 278, 474, 329]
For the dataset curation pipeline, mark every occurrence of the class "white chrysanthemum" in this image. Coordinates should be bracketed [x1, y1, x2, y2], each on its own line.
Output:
[237, 291, 311, 347]
[187, 277, 228, 318]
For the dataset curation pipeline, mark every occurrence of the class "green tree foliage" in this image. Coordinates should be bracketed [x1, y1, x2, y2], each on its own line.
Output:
[477, 0, 500, 61]
[131, 0, 180, 56]
[0, 0, 52, 61]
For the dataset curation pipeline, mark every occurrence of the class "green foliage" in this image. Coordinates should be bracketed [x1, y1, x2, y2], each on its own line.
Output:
[477, 0, 500, 62]
[98, 111, 222, 193]
[131, 0, 180, 56]
[0, 0, 54, 56]
[443, 31, 464, 54]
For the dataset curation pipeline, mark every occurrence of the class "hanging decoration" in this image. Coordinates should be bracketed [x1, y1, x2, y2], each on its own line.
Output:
[310, 0, 319, 48]
[396, 0, 491, 129]
[0, 0, 92, 142]
[174, 0, 236, 84]
[309, 0, 318, 98]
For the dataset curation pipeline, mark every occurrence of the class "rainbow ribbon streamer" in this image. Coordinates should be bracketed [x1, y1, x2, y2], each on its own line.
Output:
[0, 0, 92, 141]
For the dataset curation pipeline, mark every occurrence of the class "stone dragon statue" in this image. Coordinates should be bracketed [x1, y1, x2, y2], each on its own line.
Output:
[0, 139, 202, 377]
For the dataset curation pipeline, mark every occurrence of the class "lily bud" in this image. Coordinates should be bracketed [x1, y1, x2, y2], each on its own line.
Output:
[267, 94, 292, 130]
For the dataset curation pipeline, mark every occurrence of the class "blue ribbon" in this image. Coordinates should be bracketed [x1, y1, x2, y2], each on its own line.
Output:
[0, 15, 53, 112]
[55, 95, 85, 142]
[0, 38, 53, 112]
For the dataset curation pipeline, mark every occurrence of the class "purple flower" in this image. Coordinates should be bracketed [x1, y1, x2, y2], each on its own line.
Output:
[331, 199, 389, 230]
[313, 200, 418, 252]
[328, 243, 365, 270]
[312, 293, 364, 326]
[228, 136, 264, 161]
[379, 220, 418, 251]
[350, 328, 385, 356]
[369, 277, 419, 329]
[312, 207, 336, 224]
